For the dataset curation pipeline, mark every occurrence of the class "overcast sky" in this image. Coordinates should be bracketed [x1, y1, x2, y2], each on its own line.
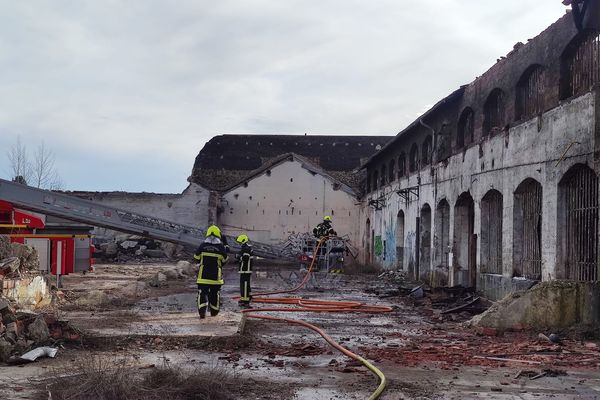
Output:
[0, 1, 568, 192]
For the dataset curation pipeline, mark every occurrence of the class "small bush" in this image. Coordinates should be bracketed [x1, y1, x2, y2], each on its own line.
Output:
[41, 355, 237, 400]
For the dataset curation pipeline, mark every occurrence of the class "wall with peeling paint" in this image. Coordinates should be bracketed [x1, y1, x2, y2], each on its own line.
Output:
[361, 91, 598, 300]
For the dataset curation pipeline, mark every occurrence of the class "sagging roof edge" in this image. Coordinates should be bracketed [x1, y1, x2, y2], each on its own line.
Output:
[221, 152, 357, 197]
[360, 85, 467, 170]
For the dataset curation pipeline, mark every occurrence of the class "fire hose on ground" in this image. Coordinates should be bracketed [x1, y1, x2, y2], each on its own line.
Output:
[236, 237, 392, 400]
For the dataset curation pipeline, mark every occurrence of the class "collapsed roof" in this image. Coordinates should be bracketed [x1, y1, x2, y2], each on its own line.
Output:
[190, 134, 394, 192]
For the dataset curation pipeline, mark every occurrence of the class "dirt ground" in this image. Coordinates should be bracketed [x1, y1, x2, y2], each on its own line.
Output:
[1, 261, 600, 399]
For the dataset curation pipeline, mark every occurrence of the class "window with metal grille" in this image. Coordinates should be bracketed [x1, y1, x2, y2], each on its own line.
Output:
[457, 107, 474, 148]
[398, 152, 406, 178]
[409, 143, 419, 172]
[380, 164, 387, 187]
[480, 190, 503, 274]
[513, 178, 543, 280]
[422, 135, 432, 165]
[560, 30, 600, 99]
[420, 204, 432, 280]
[483, 88, 505, 136]
[516, 65, 545, 121]
[435, 199, 450, 269]
[559, 164, 599, 282]
[388, 159, 395, 182]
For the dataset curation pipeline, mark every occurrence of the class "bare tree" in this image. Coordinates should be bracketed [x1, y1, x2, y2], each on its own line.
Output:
[31, 141, 63, 190]
[7, 136, 32, 184]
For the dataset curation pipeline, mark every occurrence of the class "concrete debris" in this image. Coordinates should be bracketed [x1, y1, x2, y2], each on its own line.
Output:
[27, 316, 50, 342]
[0, 296, 77, 363]
[18, 346, 58, 362]
[120, 240, 138, 249]
[0, 338, 12, 362]
[0, 240, 51, 310]
[0, 257, 20, 276]
[143, 249, 165, 258]
[0, 236, 11, 260]
[469, 281, 600, 330]
[0, 241, 41, 280]
[176, 261, 197, 277]
[93, 234, 189, 262]
[9, 242, 40, 272]
[75, 290, 110, 307]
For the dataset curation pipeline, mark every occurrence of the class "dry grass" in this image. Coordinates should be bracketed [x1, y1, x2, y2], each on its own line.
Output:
[40, 355, 238, 400]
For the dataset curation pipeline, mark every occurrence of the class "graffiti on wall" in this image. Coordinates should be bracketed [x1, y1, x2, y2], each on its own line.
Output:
[374, 236, 383, 256]
[384, 223, 396, 268]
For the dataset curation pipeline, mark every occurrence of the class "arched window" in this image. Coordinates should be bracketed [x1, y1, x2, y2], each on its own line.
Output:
[560, 30, 600, 99]
[380, 164, 386, 187]
[419, 204, 432, 281]
[398, 152, 406, 178]
[513, 178, 542, 280]
[388, 159, 395, 182]
[422, 135, 432, 165]
[516, 64, 545, 121]
[557, 164, 599, 281]
[409, 143, 419, 172]
[483, 88, 505, 136]
[480, 190, 503, 274]
[457, 107, 474, 148]
[434, 199, 450, 272]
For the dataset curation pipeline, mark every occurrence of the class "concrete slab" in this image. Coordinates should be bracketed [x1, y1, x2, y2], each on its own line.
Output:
[68, 310, 242, 337]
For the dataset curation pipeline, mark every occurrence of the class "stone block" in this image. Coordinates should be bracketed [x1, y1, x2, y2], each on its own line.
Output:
[27, 316, 50, 342]
[469, 280, 600, 330]
[0, 338, 13, 362]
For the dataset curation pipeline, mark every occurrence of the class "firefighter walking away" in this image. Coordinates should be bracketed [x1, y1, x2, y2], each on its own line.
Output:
[236, 234, 253, 307]
[194, 225, 228, 319]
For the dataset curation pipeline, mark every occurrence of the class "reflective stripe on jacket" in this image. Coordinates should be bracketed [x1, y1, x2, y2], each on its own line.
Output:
[238, 243, 253, 274]
[194, 238, 228, 285]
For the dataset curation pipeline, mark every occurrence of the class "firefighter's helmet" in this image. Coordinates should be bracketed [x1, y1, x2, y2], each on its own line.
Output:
[236, 234, 249, 244]
[206, 225, 222, 238]
[323, 215, 332, 222]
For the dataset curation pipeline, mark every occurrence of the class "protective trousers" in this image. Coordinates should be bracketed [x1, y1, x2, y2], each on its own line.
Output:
[239, 273, 251, 304]
[197, 283, 221, 318]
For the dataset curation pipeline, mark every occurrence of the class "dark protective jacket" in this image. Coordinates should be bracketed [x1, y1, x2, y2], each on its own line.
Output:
[313, 221, 337, 238]
[194, 236, 228, 285]
[237, 243, 253, 273]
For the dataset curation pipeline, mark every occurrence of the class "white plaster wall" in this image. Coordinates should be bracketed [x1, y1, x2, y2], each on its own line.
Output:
[219, 160, 359, 245]
[361, 92, 597, 288]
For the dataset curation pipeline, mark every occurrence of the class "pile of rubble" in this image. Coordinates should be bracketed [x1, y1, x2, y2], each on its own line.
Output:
[0, 236, 53, 310]
[93, 234, 189, 262]
[0, 236, 40, 278]
[0, 297, 79, 363]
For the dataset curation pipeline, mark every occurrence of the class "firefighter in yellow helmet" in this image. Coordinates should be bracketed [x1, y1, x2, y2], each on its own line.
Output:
[313, 215, 337, 238]
[193, 225, 229, 319]
[235, 234, 253, 307]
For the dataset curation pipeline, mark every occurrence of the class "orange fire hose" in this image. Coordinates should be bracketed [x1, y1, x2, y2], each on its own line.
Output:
[236, 237, 392, 400]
